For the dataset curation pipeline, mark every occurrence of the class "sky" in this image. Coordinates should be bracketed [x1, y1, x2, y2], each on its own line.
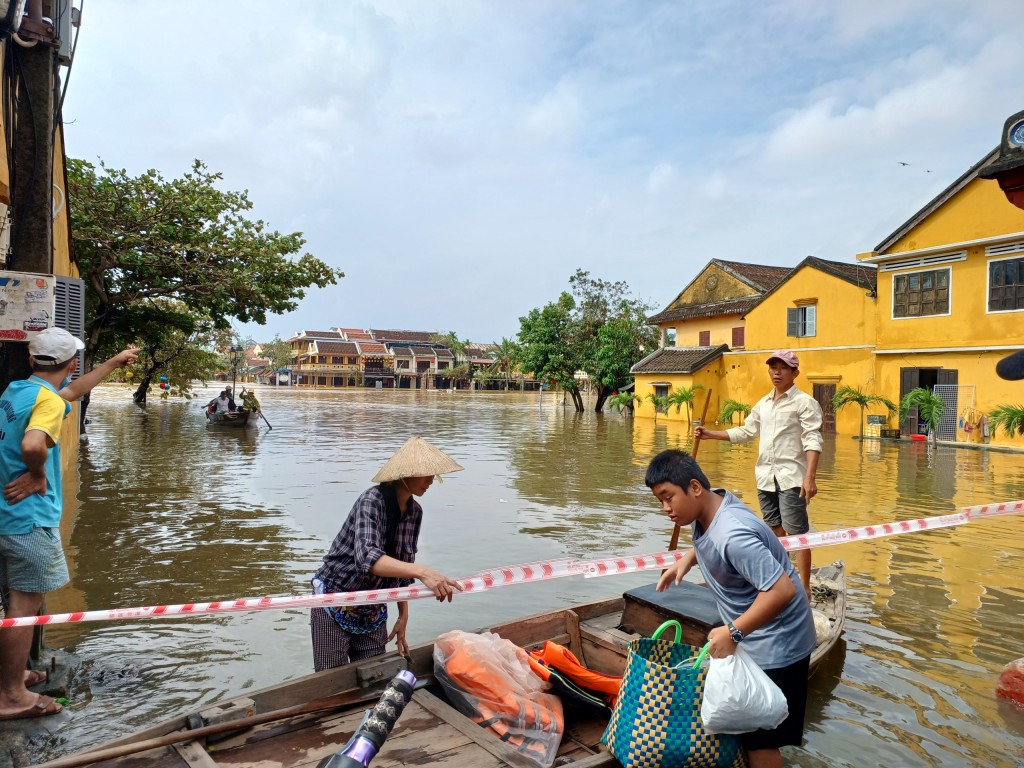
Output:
[61, 1, 1024, 345]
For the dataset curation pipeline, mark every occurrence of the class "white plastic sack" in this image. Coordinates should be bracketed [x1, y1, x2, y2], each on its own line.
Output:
[701, 645, 788, 734]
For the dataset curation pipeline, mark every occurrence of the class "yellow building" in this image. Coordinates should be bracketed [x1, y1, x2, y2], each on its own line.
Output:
[634, 257, 879, 437]
[633, 147, 1024, 447]
[857, 148, 1024, 446]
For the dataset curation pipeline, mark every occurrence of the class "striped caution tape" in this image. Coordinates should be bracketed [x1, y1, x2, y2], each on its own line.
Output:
[1, 499, 1020, 629]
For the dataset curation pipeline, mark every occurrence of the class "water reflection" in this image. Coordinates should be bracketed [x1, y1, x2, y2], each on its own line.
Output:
[27, 387, 1024, 766]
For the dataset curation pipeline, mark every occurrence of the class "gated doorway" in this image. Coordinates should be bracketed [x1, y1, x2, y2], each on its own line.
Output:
[812, 383, 836, 435]
[899, 367, 958, 436]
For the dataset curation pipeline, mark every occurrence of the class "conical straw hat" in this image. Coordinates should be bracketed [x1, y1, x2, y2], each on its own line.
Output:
[372, 436, 464, 483]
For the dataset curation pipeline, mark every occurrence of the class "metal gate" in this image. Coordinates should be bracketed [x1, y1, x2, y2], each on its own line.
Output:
[933, 384, 974, 441]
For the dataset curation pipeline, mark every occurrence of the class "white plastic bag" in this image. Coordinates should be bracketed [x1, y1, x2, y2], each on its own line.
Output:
[701, 645, 788, 734]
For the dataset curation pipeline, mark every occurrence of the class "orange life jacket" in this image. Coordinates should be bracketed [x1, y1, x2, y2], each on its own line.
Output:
[435, 633, 563, 763]
[528, 640, 623, 705]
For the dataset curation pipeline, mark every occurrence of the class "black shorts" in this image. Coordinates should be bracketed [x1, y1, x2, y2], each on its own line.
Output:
[740, 654, 810, 752]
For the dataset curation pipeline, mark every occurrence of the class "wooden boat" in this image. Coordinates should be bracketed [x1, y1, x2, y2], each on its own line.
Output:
[39, 562, 845, 768]
[205, 408, 254, 428]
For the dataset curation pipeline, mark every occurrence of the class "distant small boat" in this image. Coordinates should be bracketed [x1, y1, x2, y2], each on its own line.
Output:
[205, 408, 254, 428]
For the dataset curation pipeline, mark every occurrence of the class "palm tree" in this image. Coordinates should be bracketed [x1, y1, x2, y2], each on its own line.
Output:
[488, 337, 519, 390]
[899, 387, 945, 444]
[666, 384, 705, 425]
[608, 391, 641, 415]
[832, 385, 898, 440]
[719, 399, 752, 426]
[989, 404, 1024, 437]
[646, 392, 670, 424]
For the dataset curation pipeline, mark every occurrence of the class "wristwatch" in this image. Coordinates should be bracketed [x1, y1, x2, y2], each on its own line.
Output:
[727, 622, 744, 643]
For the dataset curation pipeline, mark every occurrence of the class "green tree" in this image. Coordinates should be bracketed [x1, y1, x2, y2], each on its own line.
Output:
[666, 384, 706, 425]
[899, 387, 945, 444]
[488, 337, 520, 390]
[67, 158, 344, 371]
[832, 385, 898, 440]
[260, 336, 294, 372]
[646, 392, 670, 424]
[720, 399, 752, 425]
[988, 404, 1024, 437]
[608, 391, 641, 415]
[569, 270, 657, 412]
[515, 292, 586, 410]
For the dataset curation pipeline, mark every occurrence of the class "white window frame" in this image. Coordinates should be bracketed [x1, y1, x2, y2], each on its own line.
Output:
[890, 266, 952, 320]
[986, 253, 1024, 315]
[786, 305, 816, 338]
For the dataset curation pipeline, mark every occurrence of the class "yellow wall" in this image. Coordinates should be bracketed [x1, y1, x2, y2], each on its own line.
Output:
[659, 314, 744, 349]
[743, 265, 876, 352]
[885, 178, 1024, 254]
[665, 263, 759, 309]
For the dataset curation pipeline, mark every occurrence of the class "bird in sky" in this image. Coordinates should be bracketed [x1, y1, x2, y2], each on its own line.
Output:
[897, 161, 910, 166]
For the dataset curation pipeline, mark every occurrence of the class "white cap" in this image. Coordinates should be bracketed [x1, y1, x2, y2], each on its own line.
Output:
[28, 327, 85, 366]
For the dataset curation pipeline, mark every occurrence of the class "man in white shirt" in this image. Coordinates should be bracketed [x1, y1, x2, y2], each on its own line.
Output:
[695, 350, 823, 596]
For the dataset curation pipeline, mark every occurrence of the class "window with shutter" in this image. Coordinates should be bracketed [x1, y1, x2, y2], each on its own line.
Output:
[698, 330, 710, 346]
[786, 306, 816, 337]
[989, 257, 1024, 312]
[55, 276, 85, 379]
[731, 326, 744, 348]
[893, 267, 951, 317]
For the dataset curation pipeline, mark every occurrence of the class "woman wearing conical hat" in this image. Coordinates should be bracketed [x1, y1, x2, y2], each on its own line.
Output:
[311, 436, 464, 672]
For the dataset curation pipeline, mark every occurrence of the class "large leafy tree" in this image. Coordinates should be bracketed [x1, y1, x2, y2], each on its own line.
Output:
[517, 270, 655, 412]
[259, 336, 294, 371]
[67, 158, 344, 368]
[515, 292, 586, 410]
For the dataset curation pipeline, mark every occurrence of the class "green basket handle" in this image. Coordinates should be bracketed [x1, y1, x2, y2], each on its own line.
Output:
[692, 642, 711, 669]
[651, 620, 682, 643]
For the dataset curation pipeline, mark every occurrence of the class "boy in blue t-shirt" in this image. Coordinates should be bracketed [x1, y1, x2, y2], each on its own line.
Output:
[649, 449, 815, 768]
[0, 328, 137, 721]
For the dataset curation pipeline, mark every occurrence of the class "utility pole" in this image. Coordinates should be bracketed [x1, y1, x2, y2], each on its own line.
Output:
[0, 0, 58, 392]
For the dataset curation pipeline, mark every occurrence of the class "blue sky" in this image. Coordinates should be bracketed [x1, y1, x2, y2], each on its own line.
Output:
[62, 1, 1024, 344]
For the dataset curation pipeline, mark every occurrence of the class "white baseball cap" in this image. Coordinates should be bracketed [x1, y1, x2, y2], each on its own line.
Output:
[28, 327, 85, 366]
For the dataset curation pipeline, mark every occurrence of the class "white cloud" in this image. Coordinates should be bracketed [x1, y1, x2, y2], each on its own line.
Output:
[60, 1, 1024, 341]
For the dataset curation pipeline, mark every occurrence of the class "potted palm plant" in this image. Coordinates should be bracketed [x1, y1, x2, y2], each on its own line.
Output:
[666, 384, 705, 426]
[719, 399, 752, 426]
[646, 392, 670, 424]
[989, 404, 1024, 437]
[899, 387, 945, 444]
[608, 391, 641, 415]
[832, 385, 897, 440]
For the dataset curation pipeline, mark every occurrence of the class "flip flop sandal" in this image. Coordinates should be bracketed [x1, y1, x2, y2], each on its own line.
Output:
[25, 669, 48, 687]
[0, 695, 63, 720]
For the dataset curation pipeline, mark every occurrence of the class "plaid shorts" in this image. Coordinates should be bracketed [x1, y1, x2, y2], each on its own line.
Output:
[0, 526, 70, 593]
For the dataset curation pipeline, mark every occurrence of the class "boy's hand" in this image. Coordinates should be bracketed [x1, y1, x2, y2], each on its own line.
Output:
[706, 625, 738, 658]
[388, 613, 410, 656]
[113, 348, 141, 367]
[656, 559, 692, 591]
[4, 472, 46, 504]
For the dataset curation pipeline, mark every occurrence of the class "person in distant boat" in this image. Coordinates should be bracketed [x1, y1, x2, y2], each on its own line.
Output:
[310, 436, 464, 672]
[239, 387, 260, 412]
[207, 389, 232, 414]
[0, 328, 138, 721]
[694, 350, 823, 597]
[651, 449, 815, 768]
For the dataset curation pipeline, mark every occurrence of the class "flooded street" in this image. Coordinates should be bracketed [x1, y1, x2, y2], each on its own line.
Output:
[29, 385, 1024, 766]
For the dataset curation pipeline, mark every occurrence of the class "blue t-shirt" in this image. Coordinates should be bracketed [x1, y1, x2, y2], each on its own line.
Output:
[0, 376, 71, 534]
[692, 490, 816, 669]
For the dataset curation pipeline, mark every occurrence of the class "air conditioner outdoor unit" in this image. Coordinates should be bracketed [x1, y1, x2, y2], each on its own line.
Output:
[0, 0, 26, 33]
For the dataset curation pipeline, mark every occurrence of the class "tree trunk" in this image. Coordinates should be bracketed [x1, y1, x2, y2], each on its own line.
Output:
[594, 385, 610, 413]
[570, 387, 585, 412]
[133, 373, 154, 405]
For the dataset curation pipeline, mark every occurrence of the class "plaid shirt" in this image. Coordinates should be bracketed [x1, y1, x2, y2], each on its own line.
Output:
[315, 486, 422, 592]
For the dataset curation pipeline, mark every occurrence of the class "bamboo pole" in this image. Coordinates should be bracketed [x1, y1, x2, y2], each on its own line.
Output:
[668, 389, 713, 551]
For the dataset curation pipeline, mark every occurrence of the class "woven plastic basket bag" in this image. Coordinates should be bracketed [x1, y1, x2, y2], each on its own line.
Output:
[601, 620, 746, 768]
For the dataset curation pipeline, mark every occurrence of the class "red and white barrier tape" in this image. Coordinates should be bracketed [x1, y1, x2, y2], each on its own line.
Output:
[2, 499, 1021, 629]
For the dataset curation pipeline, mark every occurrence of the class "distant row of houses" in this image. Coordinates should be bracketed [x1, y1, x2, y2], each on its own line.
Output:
[247, 328, 536, 390]
[630, 144, 1024, 446]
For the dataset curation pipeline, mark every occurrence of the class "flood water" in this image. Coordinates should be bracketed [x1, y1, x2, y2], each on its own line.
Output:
[24, 385, 1024, 766]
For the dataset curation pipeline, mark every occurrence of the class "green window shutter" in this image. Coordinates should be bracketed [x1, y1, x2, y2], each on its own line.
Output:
[787, 307, 799, 337]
